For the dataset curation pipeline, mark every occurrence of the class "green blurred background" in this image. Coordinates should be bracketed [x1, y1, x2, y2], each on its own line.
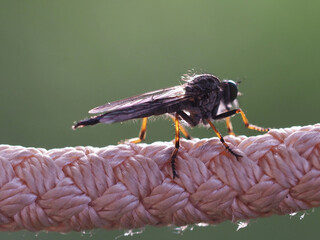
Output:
[1, 0, 320, 239]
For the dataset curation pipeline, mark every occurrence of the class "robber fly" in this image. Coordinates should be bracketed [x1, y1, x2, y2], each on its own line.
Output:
[73, 73, 269, 178]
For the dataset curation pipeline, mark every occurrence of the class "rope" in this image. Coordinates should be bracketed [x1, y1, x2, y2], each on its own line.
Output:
[0, 124, 319, 232]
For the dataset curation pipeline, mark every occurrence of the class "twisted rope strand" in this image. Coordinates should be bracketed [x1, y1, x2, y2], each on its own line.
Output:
[0, 124, 319, 232]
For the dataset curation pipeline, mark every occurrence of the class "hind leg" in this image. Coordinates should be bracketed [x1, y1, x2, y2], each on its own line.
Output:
[128, 117, 148, 143]
[170, 113, 180, 178]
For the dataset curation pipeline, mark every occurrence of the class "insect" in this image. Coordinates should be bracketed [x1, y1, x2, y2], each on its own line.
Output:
[73, 73, 269, 178]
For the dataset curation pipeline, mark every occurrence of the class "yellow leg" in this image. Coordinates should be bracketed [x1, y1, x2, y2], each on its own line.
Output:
[206, 118, 241, 158]
[178, 123, 191, 140]
[170, 115, 192, 139]
[170, 113, 180, 178]
[235, 109, 270, 132]
[129, 117, 148, 143]
[225, 117, 235, 136]
[215, 108, 269, 133]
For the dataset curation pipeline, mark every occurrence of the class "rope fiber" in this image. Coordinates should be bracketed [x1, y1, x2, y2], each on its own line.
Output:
[0, 124, 319, 232]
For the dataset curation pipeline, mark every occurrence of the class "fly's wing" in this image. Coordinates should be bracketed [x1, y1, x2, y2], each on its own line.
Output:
[89, 86, 183, 114]
[91, 85, 190, 124]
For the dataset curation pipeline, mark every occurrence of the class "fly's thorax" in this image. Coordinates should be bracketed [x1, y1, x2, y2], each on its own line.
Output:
[181, 74, 223, 121]
[184, 74, 220, 95]
[181, 89, 222, 123]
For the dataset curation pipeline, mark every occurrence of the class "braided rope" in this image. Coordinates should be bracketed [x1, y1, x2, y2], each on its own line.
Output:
[0, 124, 319, 232]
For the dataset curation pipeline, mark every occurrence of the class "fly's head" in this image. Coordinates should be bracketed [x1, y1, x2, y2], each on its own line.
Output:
[220, 80, 239, 110]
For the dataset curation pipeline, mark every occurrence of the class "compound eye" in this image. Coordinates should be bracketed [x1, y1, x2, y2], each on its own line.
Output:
[227, 80, 238, 102]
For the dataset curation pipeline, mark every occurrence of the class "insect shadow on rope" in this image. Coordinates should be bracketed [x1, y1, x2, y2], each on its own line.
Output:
[73, 73, 270, 178]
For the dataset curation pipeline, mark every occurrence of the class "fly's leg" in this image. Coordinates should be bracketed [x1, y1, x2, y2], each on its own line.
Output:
[170, 113, 180, 178]
[169, 115, 192, 140]
[235, 109, 270, 132]
[179, 124, 191, 140]
[225, 117, 235, 136]
[175, 110, 201, 140]
[214, 109, 270, 132]
[206, 119, 241, 158]
[127, 117, 148, 143]
[177, 110, 199, 127]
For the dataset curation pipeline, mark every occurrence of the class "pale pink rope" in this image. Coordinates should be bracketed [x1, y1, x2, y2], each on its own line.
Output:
[0, 124, 319, 232]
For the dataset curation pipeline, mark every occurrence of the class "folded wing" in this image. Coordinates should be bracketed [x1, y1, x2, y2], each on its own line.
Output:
[90, 85, 190, 124]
